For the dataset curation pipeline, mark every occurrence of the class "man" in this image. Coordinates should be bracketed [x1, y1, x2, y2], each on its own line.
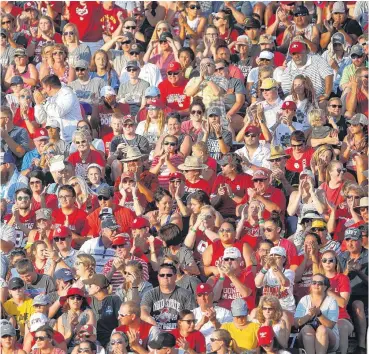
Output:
[259, 78, 283, 130]
[52, 225, 77, 269]
[47, 157, 75, 195]
[69, 60, 105, 104]
[0, 151, 28, 211]
[79, 216, 119, 273]
[52, 185, 87, 248]
[34, 75, 83, 143]
[339, 228, 368, 354]
[4, 187, 35, 248]
[0, 105, 29, 169]
[281, 41, 333, 99]
[243, 17, 262, 56]
[115, 301, 159, 354]
[311, 219, 341, 255]
[192, 283, 232, 351]
[120, 43, 162, 86]
[84, 274, 122, 348]
[159, 61, 191, 115]
[4, 277, 34, 336]
[148, 332, 177, 354]
[82, 186, 135, 237]
[208, 247, 256, 312]
[235, 125, 271, 175]
[102, 113, 123, 156]
[21, 127, 49, 174]
[117, 60, 150, 116]
[15, 258, 56, 298]
[141, 263, 196, 330]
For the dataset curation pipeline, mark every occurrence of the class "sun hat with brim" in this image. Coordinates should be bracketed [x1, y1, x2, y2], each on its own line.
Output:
[59, 287, 91, 307]
[120, 146, 147, 162]
[267, 146, 290, 161]
[231, 298, 248, 316]
[218, 153, 243, 167]
[354, 197, 369, 211]
[178, 156, 207, 171]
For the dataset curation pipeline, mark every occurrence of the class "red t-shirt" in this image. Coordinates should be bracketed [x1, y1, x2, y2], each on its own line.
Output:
[68, 2, 103, 42]
[219, 29, 239, 44]
[100, 5, 127, 36]
[115, 321, 153, 349]
[31, 194, 58, 213]
[158, 79, 191, 112]
[39, 1, 63, 16]
[184, 179, 211, 195]
[273, 51, 286, 67]
[285, 147, 314, 173]
[319, 182, 345, 207]
[229, 64, 245, 81]
[210, 239, 244, 267]
[102, 131, 115, 156]
[9, 5, 23, 17]
[329, 273, 351, 320]
[170, 329, 206, 353]
[98, 103, 130, 139]
[52, 208, 87, 235]
[192, 229, 216, 263]
[239, 220, 262, 250]
[67, 150, 105, 178]
[215, 268, 256, 312]
[13, 107, 40, 138]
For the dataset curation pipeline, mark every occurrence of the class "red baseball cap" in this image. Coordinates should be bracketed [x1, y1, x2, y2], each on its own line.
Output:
[281, 101, 297, 110]
[53, 226, 71, 239]
[112, 234, 131, 246]
[252, 169, 269, 180]
[132, 217, 150, 229]
[59, 288, 91, 306]
[169, 172, 185, 181]
[257, 326, 274, 346]
[78, 324, 97, 336]
[121, 172, 134, 180]
[167, 61, 182, 72]
[33, 128, 49, 141]
[24, 1, 38, 11]
[289, 41, 306, 54]
[196, 283, 213, 295]
[245, 125, 261, 135]
[146, 98, 164, 109]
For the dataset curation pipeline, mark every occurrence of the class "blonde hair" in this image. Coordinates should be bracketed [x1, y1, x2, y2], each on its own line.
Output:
[72, 130, 92, 144]
[38, 15, 55, 37]
[317, 250, 342, 274]
[151, 20, 173, 42]
[76, 254, 96, 277]
[144, 109, 166, 136]
[256, 295, 283, 324]
[68, 176, 90, 201]
[192, 141, 209, 155]
[308, 108, 325, 127]
[51, 44, 68, 64]
[61, 23, 80, 44]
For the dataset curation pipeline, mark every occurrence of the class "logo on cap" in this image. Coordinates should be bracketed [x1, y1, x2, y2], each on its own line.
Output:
[291, 44, 299, 49]
[56, 227, 61, 233]
[260, 332, 267, 338]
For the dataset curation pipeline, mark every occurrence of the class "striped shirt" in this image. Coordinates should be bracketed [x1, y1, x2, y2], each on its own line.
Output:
[281, 54, 333, 97]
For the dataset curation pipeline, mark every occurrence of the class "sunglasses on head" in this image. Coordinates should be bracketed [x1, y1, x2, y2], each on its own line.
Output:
[98, 195, 110, 201]
[189, 5, 201, 10]
[168, 71, 179, 76]
[322, 258, 335, 264]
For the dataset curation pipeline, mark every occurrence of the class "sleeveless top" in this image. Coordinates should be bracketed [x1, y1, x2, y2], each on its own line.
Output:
[49, 63, 70, 84]
[13, 64, 33, 89]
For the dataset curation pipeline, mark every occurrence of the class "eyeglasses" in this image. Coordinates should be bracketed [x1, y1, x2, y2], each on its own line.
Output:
[30, 180, 42, 185]
[170, 179, 182, 183]
[262, 307, 274, 311]
[69, 295, 83, 301]
[98, 195, 110, 201]
[191, 110, 203, 115]
[20, 95, 32, 99]
[53, 51, 64, 56]
[76, 68, 86, 72]
[261, 87, 274, 92]
[127, 68, 138, 73]
[111, 339, 124, 345]
[164, 142, 176, 146]
[265, 227, 275, 232]
[322, 258, 335, 264]
[312, 280, 324, 286]
[17, 196, 30, 201]
[58, 195, 74, 200]
[35, 336, 48, 341]
[253, 179, 266, 183]
[347, 195, 360, 200]
[180, 319, 195, 324]
[351, 54, 363, 59]
[54, 237, 68, 243]
[1, 20, 12, 25]
[223, 257, 236, 262]
[124, 26, 136, 30]
[123, 123, 134, 127]
[167, 71, 180, 76]
[189, 5, 201, 10]
[63, 31, 74, 36]
[158, 273, 174, 278]
[215, 67, 225, 72]
[311, 227, 326, 232]
[75, 140, 87, 145]
[219, 228, 233, 233]
[112, 244, 129, 249]
[329, 104, 342, 108]
[291, 142, 304, 148]
[337, 168, 346, 174]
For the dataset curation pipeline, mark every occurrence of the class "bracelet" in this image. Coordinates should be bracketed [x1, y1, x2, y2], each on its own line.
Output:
[219, 277, 225, 281]
[133, 197, 138, 201]
[217, 136, 222, 140]
[258, 218, 265, 224]
[190, 227, 197, 233]
[260, 268, 268, 274]
[229, 193, 235, 199]
[132, 286, 139, 289]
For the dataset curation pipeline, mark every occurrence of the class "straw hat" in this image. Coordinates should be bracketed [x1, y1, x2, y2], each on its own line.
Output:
[120, 146, 147, 162]
[267, 146, 290, 161]
[178, 156, 207, 171]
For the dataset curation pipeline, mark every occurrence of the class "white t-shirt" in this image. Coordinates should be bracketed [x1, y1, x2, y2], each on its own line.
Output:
[135, 121, 167, 159]
[284, 94, 314, 131]
[274, 121, 305, 148]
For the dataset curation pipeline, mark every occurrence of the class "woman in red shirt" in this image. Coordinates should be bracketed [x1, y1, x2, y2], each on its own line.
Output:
[319, 250, 352, 354]
[212, 10, 238, 44]
[171, 310, 206, 354]
[285, 130, 314, 173]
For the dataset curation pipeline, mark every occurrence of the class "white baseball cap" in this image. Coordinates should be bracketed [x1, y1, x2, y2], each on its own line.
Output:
[223, 247, 242, 259]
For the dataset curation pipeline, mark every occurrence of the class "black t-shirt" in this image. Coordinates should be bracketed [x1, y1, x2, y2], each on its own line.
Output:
[328, 115, 348, 142]
[322, 18, 363, 38]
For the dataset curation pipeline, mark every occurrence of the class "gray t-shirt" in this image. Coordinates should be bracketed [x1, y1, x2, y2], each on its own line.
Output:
[197, 130, 233, 161]
[161, 246, 196, 267]
[176, 275, 201, 295]
[24, 273, 56, 299]
[110, 134, 150, 157]
[141, 286, 196, 330]
[69, 77, 105, 103]
[117, 78, 150, 116]
[0, 45, 15, 68]
[68, 43, 92, 68]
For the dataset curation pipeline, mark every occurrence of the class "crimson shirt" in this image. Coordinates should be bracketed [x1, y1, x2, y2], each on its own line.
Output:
[170, 329, 206, 353]
[285, 147, 314, 173]
[329, 273, 351, 320]
[4, 211, 36, 248]
[185, 179, 211, 195]
[52, 208, 87, 235]
[67, 150, 105, 178]
[116, 321, 153, 349]
[13, 107, 40, 138]
[100, 5, 127, 35]
[98, 103, 130, 139]
[158, 79, 191, 112]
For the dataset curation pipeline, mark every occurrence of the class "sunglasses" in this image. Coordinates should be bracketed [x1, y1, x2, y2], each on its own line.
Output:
[253, 179, 266, 183]
[219, 228, 233, 233]
[159, 40, 168, 44]
[167, 71, 180, 76]
[111, 340, 124, 345]
[79, 334, 91, 338]
[164, 142, 176, 146]
[158, 273, 174, 278]
[112, 244, 129, 249]
[63, 31, 74, 36]
[223, 257, 236, 262]
[311, 227, 326, 232]
[98, 195, 110, 201]
[1, 20, 12, 25]
[0, 34, 6, 38]
[262, 307, 274, 311]
[129, 51, 140, 56]
[245, 133, 257, 137]
[294, 13, 308, 17]
[214, 16, 225, 21]
[191, 110, 203, 115]
[259, 58, 271, 62]
[329, 104, 342, 108]
[312, 280, 324, 286]
[124, 26, 136, 30]
[17, 196, 30, 201]
[322, 258, 335, 264]
[30, 180, 42, 185]
[119, 313, 132, 318]
[261, 87, 274, 92]
[54, 237, 68, 242]
[270, 157, 283, 162]
[181, 319, 195, 323]
[127, 68, 138, 72]
[75, 140, 87, 145]
[351, 54, 364, 59]
[35, 336, 48, 342]
[215, 67, 225, 72]
[291, 142, 304, 148]
[169, 179, 182, 183]
[337, 168, 346, 174]
[69, 295, 83, 301]
[78, 349, 91, 353]
[189, 5, 201, 10]
[265, 227, 275, 232]
[76, 68, 86, 72]
[123, 123, 134, 127]
[53, 51, 64, 56]
[360, 75, 369, 79]
[20, 95, 32, 99]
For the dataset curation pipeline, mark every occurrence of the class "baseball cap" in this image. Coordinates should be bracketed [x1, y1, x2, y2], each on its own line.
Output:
[332, 1, 346, 14]
[231, 298, 248, 316]
[259, 51, 274, 60]
[289, 41, 306, 54]
[149, 332, 176, 349]
[112, 234, 131, 246]
[1, 322, 16, 337]
[101, 217, 120, 230]
[78, 324, 97, 336]
[236, 35, 251, 45]
[159, 31, 173, 42]
[75, 59, 89, 69]
[243, 17, 261, 29]
[347, 113, 368, 126]
[252, 169, 269, 180]
[14, 47, 27, 57]
[207, 106, 221, 117]
[8, 277, 25, 290]
[82, 274, 110, 289]
[146, 98, 164, 109]
[24, 1, 38, 11]
[126, 60, 140, 69]
[260, 78, 278, 90]
[33, 294, 51, 306]
[259, 34, 274, 45]
[53, 226, 71, 239]
[300, 169, 315, 181]
[223, 247, 242, 259]
[145, 86, 160, 97]
[97, 186, 113, 199]
[0, 151, 15, 164]
[130, 43, 144, 54]
[344, 228, 362, 241]
[196, 283, 213, 295]
[35, 208, 52, 221]
[332, 32, 345, 45]
[122, 115, 135, 123]
[257, 326, 274, 346]
[33, 128, 49, 141]
[270, 246, 287, 257]
[87, 163, 102, 172]
[45, 120, 60, 129]
[294, 5, 309, 16]
[354, 197, 369, 211]
[55, 268, 74, 281]
[169, 172, 185, 181]
[245, 125, 261, 135]
[100, 86, 116, 98]
[350, 44, 364, 57]
[10, 76, 24, 86]
[167, 61, 181, 72]
[281, 101, 297, 110]
[311, 219, 327, 229]
[29, 313, 48, 332]
[132, 217, 150, 229]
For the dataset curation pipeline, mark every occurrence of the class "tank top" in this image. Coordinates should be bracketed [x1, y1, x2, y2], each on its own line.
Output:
[319, 182, 345, 207]
[14, 64, 33, 89]
[210, 240, 244, 267]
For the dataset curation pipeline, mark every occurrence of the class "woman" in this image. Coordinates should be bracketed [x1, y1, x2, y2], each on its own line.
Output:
[74, 254, 96, 284]
[209, 329, 234, 354]
[56, 288, 95, 351]
[170, 310, 206, 354]
[30, 325, 66, 354]
[89, 49, 119, 91]
[67, 176, 99, 214]
[27, 15, 63, 65]
[145, 189, 183, 232]
[4, 47, 38, 89]
[181, 99, 205, 142]
[149, 135, 184, 190]
[319, 250, 352, 354]
[341, 114, 368, 175]
[0, 320, 26, 354]
[178, 2, 206, 49]
[0, 28, 16, 72]
[250, 65, 275, 104]
[250, 295, 289, 348]
[135, 99, 167, 152]
[67, 130, 105, 179]
[29, 171, 58, 212]
[116, 260, 153, 303]
[285, 75, 318, 131]
[178, 47, 195, 79]
[257, 325, 290, 354]
[36, 43, 54, 72]
[165, 115, 192, 157]
[107, 331, 128, 354]
[62, 23, 91, 69]
[27, 208, 54, 247]
[212, 10, 238, 44]
[39, 44, 75, 84]
[12, 88, 40, 137]
[86, 164, 109, 195]
[294, 273, 339, 354]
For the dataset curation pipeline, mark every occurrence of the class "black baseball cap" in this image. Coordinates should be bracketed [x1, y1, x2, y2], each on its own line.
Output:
[8, 277, 25, 290]
[159, 32, 173, 42]
[294, 5, 309, 16]
[244, 17, 261, 29]
[149, 333, 176, 349]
